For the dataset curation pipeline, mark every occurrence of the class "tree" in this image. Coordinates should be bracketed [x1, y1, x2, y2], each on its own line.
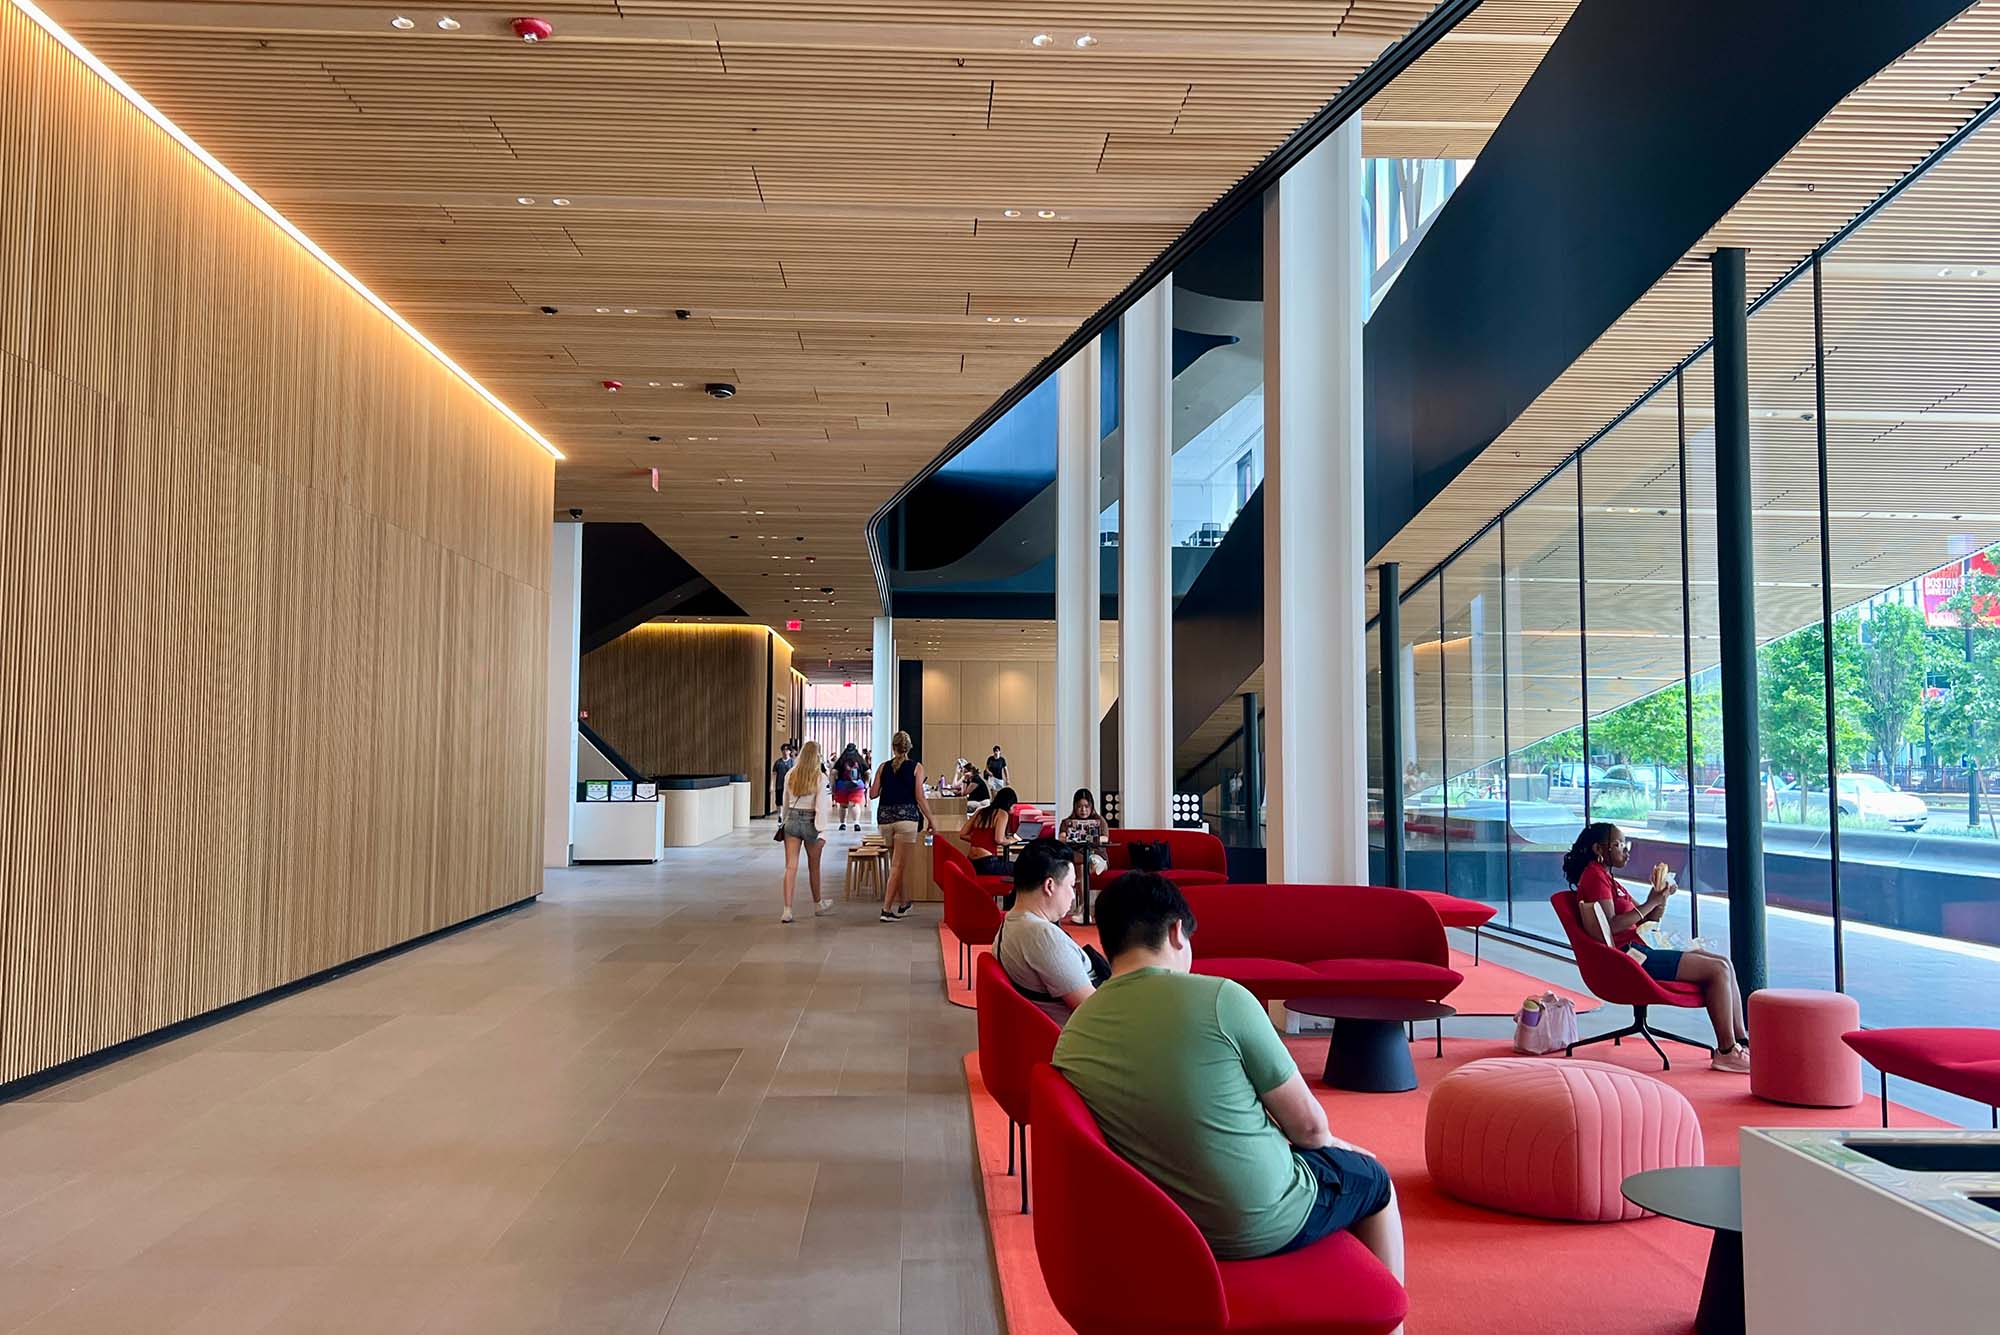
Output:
[1592, 684, 1693, 768]
[1837, 605, 1923, 781]
[1756, 623, 1864, 823]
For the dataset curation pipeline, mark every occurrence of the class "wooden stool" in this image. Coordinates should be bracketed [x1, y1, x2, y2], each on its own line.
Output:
[846, 847, 887, 901]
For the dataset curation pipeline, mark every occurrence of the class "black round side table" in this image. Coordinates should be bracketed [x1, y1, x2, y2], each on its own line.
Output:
[1283, 997, 1456, 1092]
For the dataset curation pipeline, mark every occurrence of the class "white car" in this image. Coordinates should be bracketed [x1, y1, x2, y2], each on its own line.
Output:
[1833, 773, 1928, 830]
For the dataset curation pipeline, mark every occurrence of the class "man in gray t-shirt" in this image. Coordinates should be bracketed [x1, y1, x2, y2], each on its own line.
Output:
[993, 843, 1096, 1023]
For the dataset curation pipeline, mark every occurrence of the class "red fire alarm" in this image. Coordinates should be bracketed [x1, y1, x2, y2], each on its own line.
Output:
[785, 618, 802, 632]
[843, 679, 853, 688]
[512, 17, 554, 42]
[601, 380, 622, 392]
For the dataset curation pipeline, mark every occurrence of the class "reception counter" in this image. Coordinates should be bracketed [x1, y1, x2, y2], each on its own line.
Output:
[573, 799, 663, 863]
[657, 774, 737, 847]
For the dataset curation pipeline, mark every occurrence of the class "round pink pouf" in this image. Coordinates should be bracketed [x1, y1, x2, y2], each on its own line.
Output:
[1425, 1057, 1705, 1221]
[1749, 988, 1862, 1107]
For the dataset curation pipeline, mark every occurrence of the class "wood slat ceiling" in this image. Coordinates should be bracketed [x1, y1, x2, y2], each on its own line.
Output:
[43, 0, 1566, 678]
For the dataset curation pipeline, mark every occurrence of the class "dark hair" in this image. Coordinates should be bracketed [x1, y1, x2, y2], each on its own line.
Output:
[1071, 787, 1097, 818]
[1562, 822, 1619, 887]
[1012, 840, 1073, 892]
[1095, 872, 1196, 960]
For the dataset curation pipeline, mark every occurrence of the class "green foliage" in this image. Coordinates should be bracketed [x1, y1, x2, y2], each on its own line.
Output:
[1592, 683, 1695, 767]
[1836, 604, 1923, 775]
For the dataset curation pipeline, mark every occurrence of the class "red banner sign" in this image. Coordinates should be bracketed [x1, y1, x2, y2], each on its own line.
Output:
[1921, 551, 2000, 629]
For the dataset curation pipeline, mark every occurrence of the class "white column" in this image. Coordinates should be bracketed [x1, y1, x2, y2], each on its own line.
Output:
[543, 522, 583, 869]
[871, 614, 897, 766]
[1262, 116, 1367, 883]
[1119, 283, 1173, 828]
[1056, 341, 1102, 804]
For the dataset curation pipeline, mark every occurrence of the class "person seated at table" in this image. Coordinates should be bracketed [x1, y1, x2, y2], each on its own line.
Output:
[1564, 821, 1751, 1073]
[961, 786, 1018, 876]
[958, 762, 992, 805]
[1053, 874, 1406, 1284]
[1057, 787, 1105, 843]
[993, 842, 1106, 1024]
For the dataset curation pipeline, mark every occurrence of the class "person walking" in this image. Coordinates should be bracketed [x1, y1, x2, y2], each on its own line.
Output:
[770, 742, 796, 814]
[778, 741, 835, 924]
[831, 742, 868, 830]
[870, 730, 937, 922]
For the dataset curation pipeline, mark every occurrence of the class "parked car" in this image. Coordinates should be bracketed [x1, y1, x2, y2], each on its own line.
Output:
[1702, 771, 1788, 815]
[1541, 763, 1607, 790]
[1602, 764, 1690, 799]
[1832, 773, 1928, 830]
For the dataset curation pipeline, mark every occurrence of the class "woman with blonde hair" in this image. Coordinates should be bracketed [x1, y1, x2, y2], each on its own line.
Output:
[779, 740, 836, 924]
[870, 730, 937, 922]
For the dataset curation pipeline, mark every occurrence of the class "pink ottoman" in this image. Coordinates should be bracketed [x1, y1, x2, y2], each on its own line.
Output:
[1749, 988, 1862, 1107]
[1425, 1057, 1705, 1221]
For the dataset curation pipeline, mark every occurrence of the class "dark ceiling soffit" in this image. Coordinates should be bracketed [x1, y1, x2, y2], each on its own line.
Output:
[1375, 82, 2000, 617]
[1361, 0, 1980, 557]
[863, 0, 1487, 614]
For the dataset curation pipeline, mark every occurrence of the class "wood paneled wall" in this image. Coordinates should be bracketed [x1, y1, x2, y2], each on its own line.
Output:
[922, 658, 1120, 805]
[0, 7, 553, 1085]
[580, 624, 775, 806]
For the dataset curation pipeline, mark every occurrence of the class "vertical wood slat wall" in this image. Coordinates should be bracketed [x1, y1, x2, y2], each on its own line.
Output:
[579, 624, 775, 808]
[0, 7, 554, 1085]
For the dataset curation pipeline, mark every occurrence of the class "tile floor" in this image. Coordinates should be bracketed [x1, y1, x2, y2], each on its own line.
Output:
[0, 828, 1002, 1334]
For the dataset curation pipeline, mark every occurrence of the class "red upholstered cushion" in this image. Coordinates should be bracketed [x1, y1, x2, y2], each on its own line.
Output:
[1218, 1232, 1409, 1334]
[1843, 1028, 2000, 1106]
[1408, 890, 1498, 929]
[1184, 885, 1450, 969]
[1306, 958, 1464, 1002]
[1164, 869, 1229, 886]
[1193, 958, 1327, 1001]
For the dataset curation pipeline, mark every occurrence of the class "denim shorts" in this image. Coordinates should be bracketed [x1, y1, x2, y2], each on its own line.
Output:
[1632, 942, 1686, 982]
[781, 808, 822, 846]
[1272, 1146, 1394, 1256]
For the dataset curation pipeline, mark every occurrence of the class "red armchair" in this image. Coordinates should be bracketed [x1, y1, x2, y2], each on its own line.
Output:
[1028, 1064, 1407, 1335]
[1841, 1027, 2000, 1128]
[976, 953, 1062, 1213]
[934, 834, 1012, 900]
[940, 862, 1006, 982]
[1103, 828, 1230, 890]
[1181, 883, 1463, 1003]
[1550, 890, 1709, 1070]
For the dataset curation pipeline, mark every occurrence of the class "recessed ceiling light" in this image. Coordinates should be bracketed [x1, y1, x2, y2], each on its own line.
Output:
[670, 381, 686, 387]
[391, 16, 416, 29]
[436, 16, 461, 31]
[1002, 208, 1021, 218]
[552, 198, 570, 206]
[516, 196, 535, 205]
[647, 381, 661, 387]
[1012, 316, 1028, 323]
[1037, 209, 1057, 219]
[985, 316, 1001, 323]
[623, 308, 638, 314]
[1939, 267, 1953, 277]
[1973, 268, 1988, 278]
[594, 306, 611, 313]
[1031, 32, 1054, 47]
[1075, 34, 1098, 47]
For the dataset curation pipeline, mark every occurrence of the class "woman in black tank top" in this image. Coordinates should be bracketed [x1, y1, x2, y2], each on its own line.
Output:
[869, 730, 936, 921]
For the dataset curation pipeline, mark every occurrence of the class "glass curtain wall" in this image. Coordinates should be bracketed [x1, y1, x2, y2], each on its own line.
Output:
[1376, 111, 2000, 1122]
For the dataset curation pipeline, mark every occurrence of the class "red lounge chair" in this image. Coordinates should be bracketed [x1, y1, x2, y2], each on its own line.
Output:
[1550, 890, 1710, 1070]
[1841, 1027, 2000, 1128]
[1408, 889, 1498, 963]
[1182, 883, 1463, 1004]
[933, 832, 1012, 899]
[1028, 1064, 1407, 1335]
[976, 954, 1062, 1213]
[940, 862, 1005, 982]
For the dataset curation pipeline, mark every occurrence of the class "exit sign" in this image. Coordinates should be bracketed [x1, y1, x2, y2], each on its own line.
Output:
[785, 619, 802, 631]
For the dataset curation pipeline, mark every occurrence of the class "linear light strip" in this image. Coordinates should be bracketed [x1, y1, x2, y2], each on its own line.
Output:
[7, 0, 564, 461]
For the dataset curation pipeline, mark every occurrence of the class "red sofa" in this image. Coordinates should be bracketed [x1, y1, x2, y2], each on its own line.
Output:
[1030, 1064, 1407, 1335]
[1102, 828, 1229, 889]
[1180, 883, 1462, 1003]
[1841, 1027, 2000, 1127]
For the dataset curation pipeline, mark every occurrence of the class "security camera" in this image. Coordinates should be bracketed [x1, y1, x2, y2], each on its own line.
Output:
[540, 305, 558, 315]
[705, 383, 736, 399]
[567, 507, 584, 521]
[674, 309, 691, 320]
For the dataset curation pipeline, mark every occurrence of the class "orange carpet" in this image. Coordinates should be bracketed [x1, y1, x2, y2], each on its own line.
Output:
[964, 1038, 1943, 1335]
[938, 924, 1597, 1018]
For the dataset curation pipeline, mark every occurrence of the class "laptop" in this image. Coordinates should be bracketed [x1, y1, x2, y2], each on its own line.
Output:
[1015, 820, 1045, 842]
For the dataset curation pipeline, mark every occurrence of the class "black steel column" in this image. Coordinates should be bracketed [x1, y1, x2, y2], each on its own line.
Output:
[1240, 691, 1262, 843]
[1379, 563, 1406, 887]
[1712, 247, 1768, 994]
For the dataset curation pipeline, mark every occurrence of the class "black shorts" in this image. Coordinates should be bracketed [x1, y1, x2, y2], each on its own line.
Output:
[1272, 1146, 1394, 1256]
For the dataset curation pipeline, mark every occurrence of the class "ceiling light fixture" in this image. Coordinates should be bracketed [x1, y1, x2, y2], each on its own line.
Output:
[623, 308, 638, 314]
[436, 16, 461, 30]
[670, 381, 686, 387]
[1002, 208, 1021, 218]
[985, 316, 1001, 323]
[551, 197, 570, 206]
[391, 15, 415, 29]
[646, 380, 661, 387]
[1037, 209, 1056, 219]
[517, 196, 535, 205]
[3, 0, 562, 461]
[1012, 316, 1028, 323]
[1075, 33, 1098, 47]
[594, 306, 611, 313]
[1031, 32, 1054, 47]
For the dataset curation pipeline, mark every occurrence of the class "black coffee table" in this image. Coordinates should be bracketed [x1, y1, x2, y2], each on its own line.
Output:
[1284, 997, 1456, 1092]
[1621, 1166, 1743, 1335]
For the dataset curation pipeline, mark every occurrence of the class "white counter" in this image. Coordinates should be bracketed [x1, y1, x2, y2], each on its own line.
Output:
[572, 800, 663, 862]
[731, 778, 752, 829]
[662, 781, 735, 847]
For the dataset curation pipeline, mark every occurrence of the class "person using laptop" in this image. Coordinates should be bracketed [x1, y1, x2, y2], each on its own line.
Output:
[961, 786, 1019, 876]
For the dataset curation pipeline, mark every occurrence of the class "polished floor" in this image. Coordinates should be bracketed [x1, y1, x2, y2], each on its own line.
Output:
[0, 828, 1002, 1334]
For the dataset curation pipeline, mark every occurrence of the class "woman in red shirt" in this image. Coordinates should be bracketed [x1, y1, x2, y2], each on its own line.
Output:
[1563, 822, 1751, 1073]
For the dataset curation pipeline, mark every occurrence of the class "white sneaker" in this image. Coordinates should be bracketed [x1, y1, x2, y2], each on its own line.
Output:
[1711, 1047, 1751, 1074]
[814, 899, 835, 916]
[780, 907, 794, 924]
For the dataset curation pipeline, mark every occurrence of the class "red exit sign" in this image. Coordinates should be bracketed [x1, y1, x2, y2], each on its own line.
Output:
[784, 619, 802, 631]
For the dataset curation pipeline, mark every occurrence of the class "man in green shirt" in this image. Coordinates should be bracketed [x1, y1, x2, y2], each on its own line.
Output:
[1052, 873, 1405, 1278]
